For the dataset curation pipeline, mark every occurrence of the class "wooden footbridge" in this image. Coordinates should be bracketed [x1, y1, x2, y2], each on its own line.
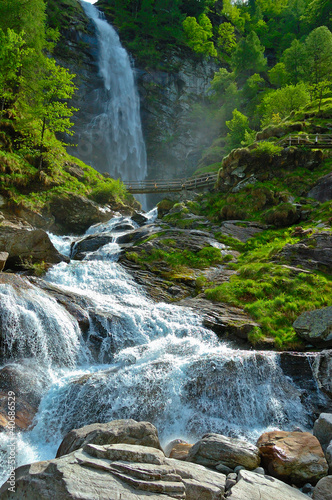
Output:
[284, 134, 332, 148]
[125, 172, 218, 194]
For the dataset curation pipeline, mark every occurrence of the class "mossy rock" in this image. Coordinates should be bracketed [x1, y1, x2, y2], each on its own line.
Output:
[219, 204, 247, 221]
[157, 199, 175, 218]
[265, 203, 300, 228]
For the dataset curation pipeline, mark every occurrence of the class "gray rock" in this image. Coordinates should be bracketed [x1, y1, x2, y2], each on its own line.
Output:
[186, 433, 260, 470]
[293, 307, 332, 347]
[56, 419, 162, 458]
[313, 413, 332, 452]
[216, 463, 233, 474]
[308, 172, 332, 202]
[254, 467, 265, 475]
[312, 350, 332, 398]
[0, 442, 226, 500]
[313, 475, 332, 500]
[278, 232, 332, 274]
[227, 469, 311, 499]
[326, 441, 332, 474]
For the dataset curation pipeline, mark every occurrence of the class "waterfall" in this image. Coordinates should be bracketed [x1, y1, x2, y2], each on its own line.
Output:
[75, 1, 147, 183]
[0, 214, 327, 486]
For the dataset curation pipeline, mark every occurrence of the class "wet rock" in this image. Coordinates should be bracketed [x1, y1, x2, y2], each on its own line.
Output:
[168, 443, 193, 461]
[186, 433, 260, 470]
[56, 419, 162, 458]
[116, 225, 156, 245]
[0, 361, 50, 432]
[257, 430, 328, 486]
[277, 232, 332, 274]
[0, 225, 67, 269]
[226, 469, 310, 500]
[131, 211, 149, 226]
[43, 193, 113, 234]
[313, 413, 332, 453]
[327, 442, 332, 474]
[177, 297, 259, 342]
[293, 307, 332, 347]
[0, 252, 8, 272]
[312, 350, 332, 398]
[71, 233, 114, 259]
[308, 172, 332, 202]
[313, 476, 332, 500]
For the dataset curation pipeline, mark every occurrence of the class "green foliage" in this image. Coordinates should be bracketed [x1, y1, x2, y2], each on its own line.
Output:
[260, 83, 310, 126]
[0, 29, 26, 112]
[305, 26, 332, 85]
[225, 109, 254, 152]
[183, 14, 217, 58]
[268, 62, 289, 88]
[231, 31, 267, 79]
[217, 22, 236, 55]
[251, 142, 283, 156]
[89, 179, 127, 204]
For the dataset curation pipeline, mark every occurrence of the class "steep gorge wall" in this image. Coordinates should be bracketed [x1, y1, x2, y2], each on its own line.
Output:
[53, 1, 219, 180]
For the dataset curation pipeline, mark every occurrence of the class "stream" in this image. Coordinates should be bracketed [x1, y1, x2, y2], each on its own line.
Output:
[0, 211, 325, 485]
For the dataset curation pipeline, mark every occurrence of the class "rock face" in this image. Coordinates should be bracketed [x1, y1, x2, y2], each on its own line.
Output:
[293, 307, 332, 347]
[43, 194, 113, 234]
[308, 172, 332, 202]
[168, 443, 193, 461]
[217, 147, 323, 194]
[278, 232, 332, 274]
[0, 442, 226, 500]
[56, 419, 162, 458]
[0, 224, 67, 269]
[313, 476, 332, 500]
[313, 350, 332, 398]
[257, 430, 328, 486]
[227, 469, 310, 500]
[186, 433, 260, 470]
[313, 413, 332, 453]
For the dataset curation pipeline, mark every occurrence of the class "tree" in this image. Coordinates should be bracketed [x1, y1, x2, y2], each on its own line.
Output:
[302, 0, 332, 32]
[282, 39, 306, 84]
[305, 26, 332, 85]
[309, 80, 332, 111]
[231, 31, 267, 79]
[260, 83, 310, 126]
[217, 22, 236, 55]
[183, 14, 217, 58]
[225, 109, 254, 152]
[21, 57, 77, 168]
[268, 62, 289, 87]
[0, 29, 26, 112]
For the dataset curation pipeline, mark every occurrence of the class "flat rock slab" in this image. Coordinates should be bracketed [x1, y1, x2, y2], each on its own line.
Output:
[186, 433, 260, 470]
[219, 221, 267, 242]
[293, 306, 332, 347]
[257, 430, 328, 486]
[227, 470, 310, 500]
[278, 232, 332, 274]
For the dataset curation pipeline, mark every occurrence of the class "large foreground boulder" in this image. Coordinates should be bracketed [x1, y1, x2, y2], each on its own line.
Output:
[56, 419, 162, 458]
[293, 307, 332, 347]
[186, 433, 260, 470]
[227, 469, 310, 500]
[0, 443, 226, 499]
[257, 430, 328, 486]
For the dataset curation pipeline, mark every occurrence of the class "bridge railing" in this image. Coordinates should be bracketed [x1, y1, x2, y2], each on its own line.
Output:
[125, 172, 219, 193]
[278, 134, 332, 147]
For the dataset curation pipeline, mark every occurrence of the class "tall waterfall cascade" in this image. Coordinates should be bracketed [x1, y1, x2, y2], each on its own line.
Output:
[0, 211, 326, 486]
[75, 1, 147, 183]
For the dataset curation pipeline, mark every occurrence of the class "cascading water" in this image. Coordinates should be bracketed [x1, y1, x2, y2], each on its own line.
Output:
[0, 211, 326, 487]
[73, 1, 147, 185]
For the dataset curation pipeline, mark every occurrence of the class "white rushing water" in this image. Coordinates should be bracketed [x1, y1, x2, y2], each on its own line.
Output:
[0, 212, 322, 486]
[75, 1, 147, 184]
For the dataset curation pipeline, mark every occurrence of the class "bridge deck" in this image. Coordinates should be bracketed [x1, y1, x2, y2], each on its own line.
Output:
[125, 173, 218, 194]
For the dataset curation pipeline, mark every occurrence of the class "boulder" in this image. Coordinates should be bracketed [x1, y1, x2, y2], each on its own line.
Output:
[293, 307, 332, 347]
[0, 251, 8, 271]
[257, 430, 328, 486]
[71, 233, 114, 260]
[131, 211, 149, 226]
[0, 225, 67, 269]
[116, 225, 156, 245]
[56, 419, 162, 458]
[312, 350, 332, 398]
[218, 221, 267, 243]
[186, 433, 260, 470]
[308, 172, 332, 202]
[226, 469, 310, 500]
[44, 193, 113, 234]
[0, 442, 226, 499]
[0, 361, 50, 431]
[313, 476, 332, 500]
[169, 443, 193, 461]
[278, 232, 332, 274]
[313, 413, 332, 452]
